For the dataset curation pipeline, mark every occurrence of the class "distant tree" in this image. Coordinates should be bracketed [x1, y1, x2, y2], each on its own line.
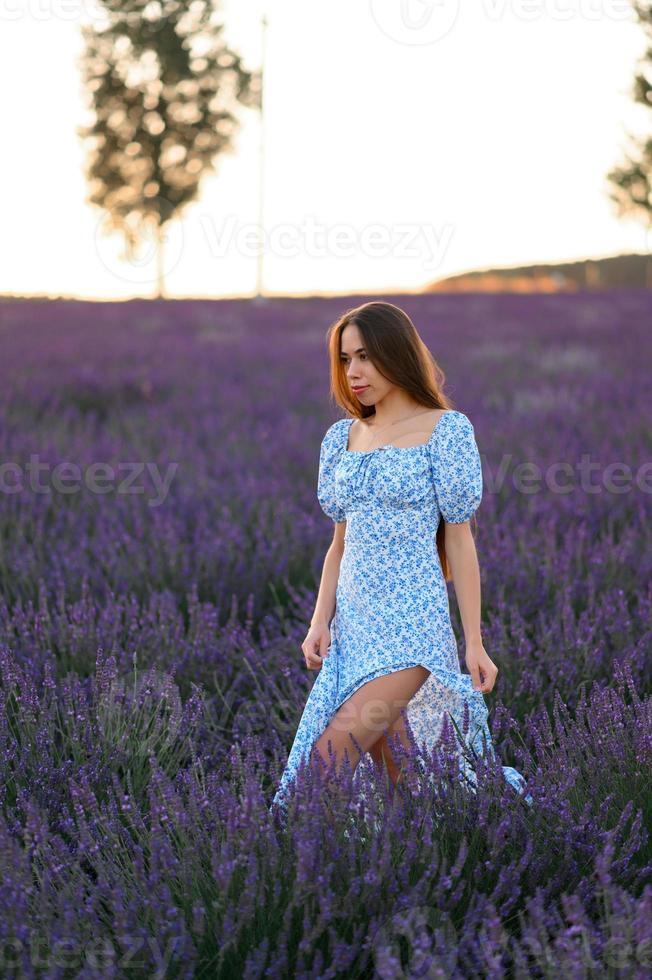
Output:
[77, 1, 261, 297]
[607, 1, 652, 283]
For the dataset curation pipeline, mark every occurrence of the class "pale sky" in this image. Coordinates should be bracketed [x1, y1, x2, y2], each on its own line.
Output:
[1, 0, 649, 300]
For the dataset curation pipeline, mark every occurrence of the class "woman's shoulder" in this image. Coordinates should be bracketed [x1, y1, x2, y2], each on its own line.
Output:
[438, 408, 471, 423]
[321, 417, 352, 452]
[432, 409, 474, 438]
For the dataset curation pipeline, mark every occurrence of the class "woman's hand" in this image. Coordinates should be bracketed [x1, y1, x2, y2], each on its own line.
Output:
[302, 621, 331, 670]
[465, 640, 498, 693]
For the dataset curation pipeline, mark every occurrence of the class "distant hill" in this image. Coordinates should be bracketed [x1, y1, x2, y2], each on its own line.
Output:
[425, 252, 652, 292]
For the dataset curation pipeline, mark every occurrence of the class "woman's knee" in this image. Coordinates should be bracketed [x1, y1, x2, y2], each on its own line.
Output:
[368, 731, 401, 783]
[367, 732, 386, 767]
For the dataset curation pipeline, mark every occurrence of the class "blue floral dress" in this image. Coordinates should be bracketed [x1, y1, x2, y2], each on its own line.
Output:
[270, 410, 532, 813]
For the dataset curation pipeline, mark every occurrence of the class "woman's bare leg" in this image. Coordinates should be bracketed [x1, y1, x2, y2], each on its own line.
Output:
[368, 680, 426, 789]
[312, 666, 429, 785]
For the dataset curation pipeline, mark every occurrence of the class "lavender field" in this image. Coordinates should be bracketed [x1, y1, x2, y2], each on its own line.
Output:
[0, 290, 650, 978]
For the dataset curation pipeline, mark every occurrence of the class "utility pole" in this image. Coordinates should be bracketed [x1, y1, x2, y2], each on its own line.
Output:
[253, 10, 268, 303]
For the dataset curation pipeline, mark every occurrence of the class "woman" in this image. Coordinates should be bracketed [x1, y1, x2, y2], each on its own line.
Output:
[270, 301, 531, 819]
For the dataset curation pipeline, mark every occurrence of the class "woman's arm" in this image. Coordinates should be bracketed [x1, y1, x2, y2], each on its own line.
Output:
[444, 523, 482, 643]
[310, 523, 346, 627]
[444, 522, 498, 693]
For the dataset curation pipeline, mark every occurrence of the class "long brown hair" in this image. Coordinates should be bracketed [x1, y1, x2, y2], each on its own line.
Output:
[325, 300, 476, 581]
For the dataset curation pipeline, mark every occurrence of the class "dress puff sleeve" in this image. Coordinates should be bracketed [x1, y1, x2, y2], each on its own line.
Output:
[317, 420, 347, 523]
[428, 411, 483, 524]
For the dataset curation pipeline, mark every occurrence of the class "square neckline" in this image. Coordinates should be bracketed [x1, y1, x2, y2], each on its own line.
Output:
[344, 410, 455, 454]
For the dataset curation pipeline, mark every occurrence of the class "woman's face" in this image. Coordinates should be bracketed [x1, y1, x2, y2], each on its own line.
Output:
[340, 322, 393, 405]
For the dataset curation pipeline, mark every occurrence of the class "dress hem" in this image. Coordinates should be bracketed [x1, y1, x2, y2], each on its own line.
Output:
[269, 655, 494, 815]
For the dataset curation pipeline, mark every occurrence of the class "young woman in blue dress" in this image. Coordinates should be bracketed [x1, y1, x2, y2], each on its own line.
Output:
[300, 300, 499, 793]
[269, 302, 531, 818]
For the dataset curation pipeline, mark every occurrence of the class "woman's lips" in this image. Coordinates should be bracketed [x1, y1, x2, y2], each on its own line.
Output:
[351, 385, 369, 393]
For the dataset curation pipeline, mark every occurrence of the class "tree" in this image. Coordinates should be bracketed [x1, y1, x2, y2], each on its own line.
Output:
[77, 1, 261, 297]
[607, 1, 652, 284]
